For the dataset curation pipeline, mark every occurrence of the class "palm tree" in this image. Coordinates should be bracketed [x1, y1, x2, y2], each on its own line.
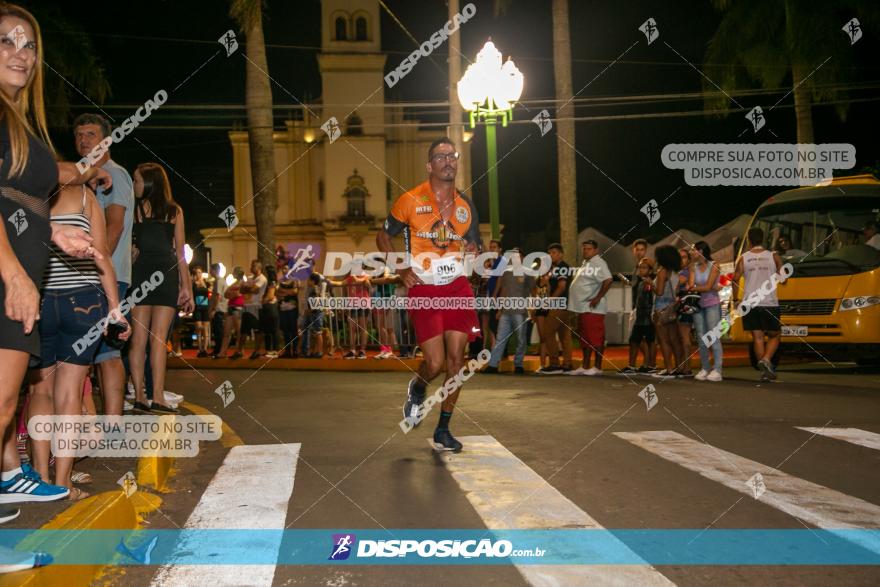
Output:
[230, 0, 279, 269]
[33, 5, 111, 128]
[551, 0, 577, 260]
[704, 0, 880, 143]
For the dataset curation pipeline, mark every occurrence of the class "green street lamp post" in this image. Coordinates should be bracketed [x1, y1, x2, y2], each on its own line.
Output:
[457, 40, 524, 240]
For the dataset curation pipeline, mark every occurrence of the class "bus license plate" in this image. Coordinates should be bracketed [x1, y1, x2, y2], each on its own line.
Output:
[782, 325, 808, 337]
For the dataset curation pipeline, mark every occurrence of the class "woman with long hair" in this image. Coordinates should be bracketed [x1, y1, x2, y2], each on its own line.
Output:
[0, 2, 116, 568]
[652, 245, 684, 377]
[28, 182, 130, 500]
[689, 241, 723, 381]
[128, 163, 193, 413]
[676, 247, 695, 376]
[217, 266, 245, 358]
[191, 265, 210, 357]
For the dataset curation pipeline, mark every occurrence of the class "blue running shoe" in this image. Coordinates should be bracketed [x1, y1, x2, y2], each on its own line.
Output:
[402, 378, 426, 428]
[0, 467, 69, 503]
[432, 428, 463, 453]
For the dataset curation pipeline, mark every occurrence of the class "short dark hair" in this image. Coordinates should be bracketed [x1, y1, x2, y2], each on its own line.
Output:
[210, 263, 222, 274]
[632, 238, 648, 248]
[864, 221, 878, 231]
[73, 113, 112, 139]
[489, 239, 502, 248]
[428, 137, 455, 161]
[582, 239, 599, 248]
[694, 240, 712, 261]
[748, 227, 764, 246]
[654, 245, 681, 273]
[548, 242, 563, 253]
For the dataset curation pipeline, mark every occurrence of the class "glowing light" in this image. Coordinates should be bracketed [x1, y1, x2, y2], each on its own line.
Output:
[457, 41, 523, 113]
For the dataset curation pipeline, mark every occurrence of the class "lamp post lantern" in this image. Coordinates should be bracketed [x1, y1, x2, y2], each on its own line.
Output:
[457, 40, 523, 240]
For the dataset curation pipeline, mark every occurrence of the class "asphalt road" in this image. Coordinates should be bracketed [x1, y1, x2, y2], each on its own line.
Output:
[116, 362, 880, 586]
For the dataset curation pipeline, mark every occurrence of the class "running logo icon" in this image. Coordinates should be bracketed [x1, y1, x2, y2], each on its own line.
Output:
[842, 18, 862, 45]
[118, 471, 138, 497]
[322, 117, 342, 143]
[219, 205, 239, 231]
[7, 25, 28, 52]
[640, 199, 660, 226]
[639, 18, 659, 45]
[532, 110, 552, 136]
[215, 380, 236, 408]
[219, 30, 239, 56]
[638, 384, 658, 411]
[745, 472, 766, 499]
[329, 533, 356, 560]
[746, 106, 766, 132]
[7, 208, 27, 236]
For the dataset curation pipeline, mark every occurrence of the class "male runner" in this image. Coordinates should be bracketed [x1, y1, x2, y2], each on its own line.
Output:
[376, 137, 481, 452]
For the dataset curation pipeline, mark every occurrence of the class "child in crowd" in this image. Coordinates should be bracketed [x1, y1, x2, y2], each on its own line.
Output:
[622, 258, 657, 374]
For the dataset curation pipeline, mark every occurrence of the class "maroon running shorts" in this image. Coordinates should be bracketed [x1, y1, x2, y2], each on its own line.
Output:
[408, 276, 480, 345]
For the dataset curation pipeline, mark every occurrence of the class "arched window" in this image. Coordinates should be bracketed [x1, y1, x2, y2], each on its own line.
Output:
[334, 16, 347, 40]
[355, 17, 368, 41]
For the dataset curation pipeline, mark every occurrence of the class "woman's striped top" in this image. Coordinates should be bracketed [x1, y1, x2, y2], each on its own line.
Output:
[42, 188, 101, 290]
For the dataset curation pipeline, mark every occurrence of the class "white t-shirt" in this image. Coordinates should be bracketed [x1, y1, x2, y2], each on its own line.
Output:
[213, 278, 229, 313]
[567, 256, 612, 314]
[244, 273, 268, 311]
[741, 249, 779, 307]
[867, 233, 880, 250]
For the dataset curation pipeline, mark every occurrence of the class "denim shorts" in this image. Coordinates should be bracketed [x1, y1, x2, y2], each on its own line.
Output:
[94, 282, 128, 364]
[39, 285, 108, 367]
[306, 312, 324, 332]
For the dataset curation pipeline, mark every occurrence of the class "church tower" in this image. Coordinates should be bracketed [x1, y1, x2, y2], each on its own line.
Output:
[318, 0, 388, 233]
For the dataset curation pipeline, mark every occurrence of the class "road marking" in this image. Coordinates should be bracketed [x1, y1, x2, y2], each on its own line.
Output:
[433, 435, 674, 586]
[615, 430, 880, 554]
[151, 443, 300, 586]
[796, 427, 880, 451]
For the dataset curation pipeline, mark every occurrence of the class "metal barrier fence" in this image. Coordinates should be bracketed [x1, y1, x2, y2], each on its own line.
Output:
[322, 284, 419, 356]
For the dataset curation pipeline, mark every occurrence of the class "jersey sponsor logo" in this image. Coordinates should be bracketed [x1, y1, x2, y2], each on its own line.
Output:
[455, 205, 469, 223]
[415, 205, 433, 214]
[428, 219, 460, 249]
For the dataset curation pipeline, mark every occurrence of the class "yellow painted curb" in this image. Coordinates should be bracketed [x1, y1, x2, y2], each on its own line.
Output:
[0, 491, 161, 587]
[181, 401, 244, 448]
[2, 400, 242, 586]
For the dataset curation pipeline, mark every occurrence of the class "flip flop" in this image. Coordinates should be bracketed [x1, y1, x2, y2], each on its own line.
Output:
[67, 487, 90, 501]
[70, 471, 93, 485]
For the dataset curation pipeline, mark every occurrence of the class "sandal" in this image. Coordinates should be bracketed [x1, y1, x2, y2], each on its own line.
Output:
[70, 471, 93, 485]
[67, 486, 90, 501]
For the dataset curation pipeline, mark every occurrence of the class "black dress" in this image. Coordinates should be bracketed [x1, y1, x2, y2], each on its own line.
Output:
[0, 121, 57, 361]
[131, 200, 180, 308]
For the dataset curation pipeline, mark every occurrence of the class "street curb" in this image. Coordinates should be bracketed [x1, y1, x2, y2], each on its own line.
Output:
[3, 400, 241, 586]
[168, 351, 753, 372]
[0, 491, 161, 587]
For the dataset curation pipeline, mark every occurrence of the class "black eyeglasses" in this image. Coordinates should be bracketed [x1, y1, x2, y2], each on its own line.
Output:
[431, 152, 460, 163]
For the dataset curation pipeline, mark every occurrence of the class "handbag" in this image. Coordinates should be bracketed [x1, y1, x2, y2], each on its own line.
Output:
[652, 278, 678, 324]
[653, 303, 679, 324]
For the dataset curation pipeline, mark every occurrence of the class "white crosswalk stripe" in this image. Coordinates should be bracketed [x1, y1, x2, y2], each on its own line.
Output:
[615, 430, 880, 556]
[151, 443, 300, 586]
[432, 435, 675, 587]
[796, 427, 880, 451]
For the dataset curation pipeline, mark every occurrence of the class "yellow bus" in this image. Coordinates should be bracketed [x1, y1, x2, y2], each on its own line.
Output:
[729, 174, 880, 367]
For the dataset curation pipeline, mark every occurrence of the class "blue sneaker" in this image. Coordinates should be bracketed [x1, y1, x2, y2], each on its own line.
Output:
[402, 378, 426, 428]
[0, 466, 69, 503]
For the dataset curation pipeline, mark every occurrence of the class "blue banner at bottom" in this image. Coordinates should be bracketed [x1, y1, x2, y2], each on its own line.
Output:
[1, 529, 879, 565]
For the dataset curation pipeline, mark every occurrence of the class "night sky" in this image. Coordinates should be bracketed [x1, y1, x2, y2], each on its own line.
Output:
[36, 0, 880, 260]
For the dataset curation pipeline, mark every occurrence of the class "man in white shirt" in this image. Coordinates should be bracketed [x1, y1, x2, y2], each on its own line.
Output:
[238, 260, 268, 359]
[863, 221, 880, 250]
[567, 240, 612, 375]
[733, 227, 784, 382]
